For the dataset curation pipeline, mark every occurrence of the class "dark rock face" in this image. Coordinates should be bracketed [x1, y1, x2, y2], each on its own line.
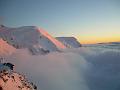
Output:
[0, 86, 3, 90]
[0, 25, 5, 28]
[3, 63, 14, 70]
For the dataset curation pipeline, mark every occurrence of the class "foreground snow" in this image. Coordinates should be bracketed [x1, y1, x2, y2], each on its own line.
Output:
[2, 46, 119, 90]
[0, 63, 37, 90]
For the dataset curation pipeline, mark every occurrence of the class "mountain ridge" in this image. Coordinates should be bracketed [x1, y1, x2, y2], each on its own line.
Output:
[0, 25, 81, 55]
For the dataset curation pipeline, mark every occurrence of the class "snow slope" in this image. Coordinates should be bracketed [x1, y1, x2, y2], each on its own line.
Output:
[56, 37, 81, 48]
[0, 63, 37, 90]
[0, 38, 16, 56]
[0, 26, 66, 55]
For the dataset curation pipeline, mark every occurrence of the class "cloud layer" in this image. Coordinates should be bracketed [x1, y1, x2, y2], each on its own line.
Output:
[5, 47, 120, 90]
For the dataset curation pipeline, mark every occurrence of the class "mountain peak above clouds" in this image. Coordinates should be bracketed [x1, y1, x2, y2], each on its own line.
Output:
[0, 26, 66, 55]
[56, 37, 82, 48]
[0, 25, 82, 55]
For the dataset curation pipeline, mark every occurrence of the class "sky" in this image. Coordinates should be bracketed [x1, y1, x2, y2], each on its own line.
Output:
[0, 0, 120, 44]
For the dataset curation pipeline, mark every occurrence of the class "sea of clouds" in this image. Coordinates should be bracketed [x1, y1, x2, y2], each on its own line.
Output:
[5, 47, 120, 90]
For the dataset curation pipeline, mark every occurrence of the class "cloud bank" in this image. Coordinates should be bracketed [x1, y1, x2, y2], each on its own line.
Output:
[5, 47, 120, 90]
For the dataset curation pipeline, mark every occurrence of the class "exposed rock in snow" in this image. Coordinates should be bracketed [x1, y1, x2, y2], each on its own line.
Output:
[0, 62, 37, 90]
[0, 26, 66, 55]
[0, 25, 5, 28]
[56, 37, 82, 48]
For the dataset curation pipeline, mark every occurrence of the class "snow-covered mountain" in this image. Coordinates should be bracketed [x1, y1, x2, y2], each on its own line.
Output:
[0, 25, 120, 90]
[56, 37, 82, 48]
[0, 25, 66, 55]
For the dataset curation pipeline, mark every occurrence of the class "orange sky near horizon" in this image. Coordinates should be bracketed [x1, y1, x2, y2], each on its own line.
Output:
[75, 24, 120, 44]
[77, 36, 120, 44]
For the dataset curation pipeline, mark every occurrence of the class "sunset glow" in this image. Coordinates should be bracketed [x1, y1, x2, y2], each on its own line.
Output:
[0, 0, 120, 44]
[78, 36, 120, 44]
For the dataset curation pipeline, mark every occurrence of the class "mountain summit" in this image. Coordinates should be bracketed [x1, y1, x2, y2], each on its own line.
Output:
[56, 37, 81, 48]
[0, 26, 66, 55]
[0, 26, 82, 55]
